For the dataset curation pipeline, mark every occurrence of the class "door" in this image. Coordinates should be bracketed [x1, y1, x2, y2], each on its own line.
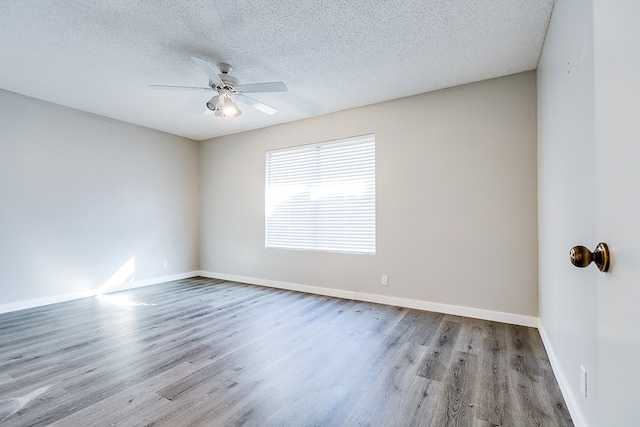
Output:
[593, 0, 640, 424]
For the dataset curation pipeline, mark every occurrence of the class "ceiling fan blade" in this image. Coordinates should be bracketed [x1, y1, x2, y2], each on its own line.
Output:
[150, 84, 213, 91]
[237, 82, 287, 93]
[236, 94, 278, 115]
[191, 57, 224, 87]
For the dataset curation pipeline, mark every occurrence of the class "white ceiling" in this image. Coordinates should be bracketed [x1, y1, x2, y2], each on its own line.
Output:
[0, 0, 554, 141]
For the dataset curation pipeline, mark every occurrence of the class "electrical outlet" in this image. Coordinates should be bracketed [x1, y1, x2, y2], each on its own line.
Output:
[580, 365, 588, 398]
[163, 260, 168, 269]
[381, 275, 388, 286]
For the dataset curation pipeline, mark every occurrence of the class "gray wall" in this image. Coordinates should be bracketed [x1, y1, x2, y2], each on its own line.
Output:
[537, 0, 598, 425]
[0, 90, 200, 306]
[200, 72, 538, 318]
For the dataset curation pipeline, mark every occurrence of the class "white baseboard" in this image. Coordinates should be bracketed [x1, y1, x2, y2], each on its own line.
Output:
[2, 270, 539, 329]
[197, 270, 538, 327]
[538, 322, 587, 427]
[0, 271, 199, 314]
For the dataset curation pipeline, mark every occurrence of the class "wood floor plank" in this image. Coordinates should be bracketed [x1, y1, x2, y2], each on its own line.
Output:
[431, 350, 479, 427]
[417, 320, 462, 381]
[452, 316, 485, 356]
[406, 310, 446, 346]
[0, 277, 573, 426]
[45, 363, 197, 427]
[343, 341, 432, 426]
[476, 333, 514, 426]
[540, 363, 574, 427]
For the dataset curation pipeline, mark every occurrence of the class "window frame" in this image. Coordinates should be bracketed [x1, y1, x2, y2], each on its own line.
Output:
[264, 134, 376, 255]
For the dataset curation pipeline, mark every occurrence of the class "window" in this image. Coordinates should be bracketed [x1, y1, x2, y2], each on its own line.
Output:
[265, 134, 376, 254]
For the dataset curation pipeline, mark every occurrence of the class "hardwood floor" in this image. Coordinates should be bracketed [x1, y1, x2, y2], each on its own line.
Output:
[0, 277, 573, 426]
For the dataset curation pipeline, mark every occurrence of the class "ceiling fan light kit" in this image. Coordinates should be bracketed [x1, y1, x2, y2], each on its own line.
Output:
[151, 57, 287, 119]
[217, 97, 241, 118]
[205, 95, 220, 111]
[206, 89, 241, 118]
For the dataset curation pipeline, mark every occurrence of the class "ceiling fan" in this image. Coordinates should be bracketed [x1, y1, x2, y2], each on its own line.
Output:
[151, 57, 287, 118]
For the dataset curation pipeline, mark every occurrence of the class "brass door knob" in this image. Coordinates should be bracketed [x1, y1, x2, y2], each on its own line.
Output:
[570, 243, 610, 272]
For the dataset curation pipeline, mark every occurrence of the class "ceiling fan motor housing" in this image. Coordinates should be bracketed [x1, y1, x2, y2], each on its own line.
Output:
[218, 63, 233, 74]
[211, 74, 239, 92]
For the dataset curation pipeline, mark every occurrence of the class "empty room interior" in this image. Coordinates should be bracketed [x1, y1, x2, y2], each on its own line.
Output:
[1, 0, 638, 426]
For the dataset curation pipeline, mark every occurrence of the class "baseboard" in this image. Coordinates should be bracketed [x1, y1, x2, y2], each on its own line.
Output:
[538, 321, 587, 427]
[3, 270, 539, 328]
[353, 292, 538, 327]
[0, 271, 199, 314]
[197, 270, 538, 327]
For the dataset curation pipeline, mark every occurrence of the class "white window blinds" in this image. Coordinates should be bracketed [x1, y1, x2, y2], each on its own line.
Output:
[265, 134, 376, 254]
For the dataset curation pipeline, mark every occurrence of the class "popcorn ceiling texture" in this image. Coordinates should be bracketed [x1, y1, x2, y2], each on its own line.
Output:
[0, 0, 554, 140]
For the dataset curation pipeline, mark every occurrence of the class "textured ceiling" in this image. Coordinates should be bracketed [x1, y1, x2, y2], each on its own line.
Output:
[0, 0, 554, 141]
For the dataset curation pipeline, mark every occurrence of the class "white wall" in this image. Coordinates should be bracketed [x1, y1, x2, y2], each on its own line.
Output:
[200, 72, 538, 320]
[0, 90, 200, 307]
[537, 0, 598, 425]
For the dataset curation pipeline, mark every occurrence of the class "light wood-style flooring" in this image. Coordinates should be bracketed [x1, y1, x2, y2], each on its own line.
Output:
[0, 277, 573, 426]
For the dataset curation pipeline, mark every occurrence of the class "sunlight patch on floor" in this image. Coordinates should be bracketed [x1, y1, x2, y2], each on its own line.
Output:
[96, 294, 155, 307]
